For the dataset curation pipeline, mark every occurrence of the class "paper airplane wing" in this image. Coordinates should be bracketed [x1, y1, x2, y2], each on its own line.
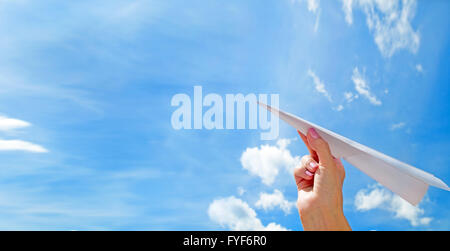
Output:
[259, 102, 450, 205]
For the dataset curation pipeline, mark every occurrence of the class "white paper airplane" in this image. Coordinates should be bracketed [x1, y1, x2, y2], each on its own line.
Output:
[259, 102, 450, 206]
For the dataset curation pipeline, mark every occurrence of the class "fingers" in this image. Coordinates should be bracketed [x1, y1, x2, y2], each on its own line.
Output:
[297, 130, 318, 161]
[301, 155, 319, 173]
[293, 155, 319, 181]
[296, 179, 313, 190]
[306, 128, 334, 167]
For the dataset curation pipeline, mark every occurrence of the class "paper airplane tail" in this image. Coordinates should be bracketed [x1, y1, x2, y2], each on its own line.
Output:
[434, 178, 450, 191]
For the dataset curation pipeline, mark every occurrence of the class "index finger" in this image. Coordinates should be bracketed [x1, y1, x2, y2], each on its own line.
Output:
[298, 130, 318, 162]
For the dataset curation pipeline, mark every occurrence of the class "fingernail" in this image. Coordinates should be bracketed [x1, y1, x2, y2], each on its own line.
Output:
[309, 162, 318, 169]
[305, 170, 314, 177]
[309, 128, 319, 139]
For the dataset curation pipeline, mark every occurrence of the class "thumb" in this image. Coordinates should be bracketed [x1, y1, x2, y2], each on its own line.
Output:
[306, 128, 334, 167]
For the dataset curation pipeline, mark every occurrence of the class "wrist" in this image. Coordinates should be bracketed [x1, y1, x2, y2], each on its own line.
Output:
[299, 205, 351, 231]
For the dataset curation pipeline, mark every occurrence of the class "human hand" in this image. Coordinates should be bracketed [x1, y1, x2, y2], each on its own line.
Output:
[293, 128, 351, 231]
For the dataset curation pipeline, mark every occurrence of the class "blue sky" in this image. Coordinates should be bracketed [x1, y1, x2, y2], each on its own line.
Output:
[0, 0, 449, 230]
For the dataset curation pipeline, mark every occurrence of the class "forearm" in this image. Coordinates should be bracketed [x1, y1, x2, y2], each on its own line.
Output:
[299, 207, 351, 231]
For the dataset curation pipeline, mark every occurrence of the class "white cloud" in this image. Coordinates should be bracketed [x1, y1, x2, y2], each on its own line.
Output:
[0, 116, 30, 131]
[208, 196, 289, 231]
[355, 186, 391, 210]
[255, 189, 296, 214]
[352, 67, 382, 106]
[390, 196, 432, 226]
[416, 64, 423, 73]
[276, 138, 293, 149]
[0, 139, 48, 153]
[390, 122, 406, 130]
[306, 0, 321, 32]
[264, 222, 290, 231]
[0, 115, 47, 153]
[307, 0, 320, 13]
[313, 9, 321, 32]
[355, 185, 432, 226]
[344, 91, 359, 103]
[341, 0, 420, 57]
[307, 69, 332, 102]
[342, 0, 354, 24]
[291, 0, 320, 13]
[334, 105, 344, 112]
[240, 139, 300, 186]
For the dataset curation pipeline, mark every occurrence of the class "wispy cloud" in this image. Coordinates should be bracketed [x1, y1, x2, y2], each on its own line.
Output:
[208, 196, 289, 231]
[307, 69, 332, 102]
[237, 187, 246, 196]
[416, 64, 424, 73]
[108, 168, 163, 180]
[341, 0, 420, 57]
[352, 67, 382, 106]
[355, 185, 432, 227]
[0, 116, 30, 131]
[291, 0, 321, 32]
[341, 0, 354, 24]
[344, 92, 358, 103]
[0, 139, 48, 153]
[306, 0, 320, 13]
[0, 115, 47, 153]
[334, 105, 344, 112]
[0, 180, 140, 230]
[390, 122, 406, 131]
[307, 69, 347, 111]
[307, 0, 321, 32]
[240, 139, 300, 186]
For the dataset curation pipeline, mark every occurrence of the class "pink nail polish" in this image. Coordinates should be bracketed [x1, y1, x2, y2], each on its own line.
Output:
[309, 162, 318, 169]
[309, 128, 319, 139]
[305, 170, 314, 177]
